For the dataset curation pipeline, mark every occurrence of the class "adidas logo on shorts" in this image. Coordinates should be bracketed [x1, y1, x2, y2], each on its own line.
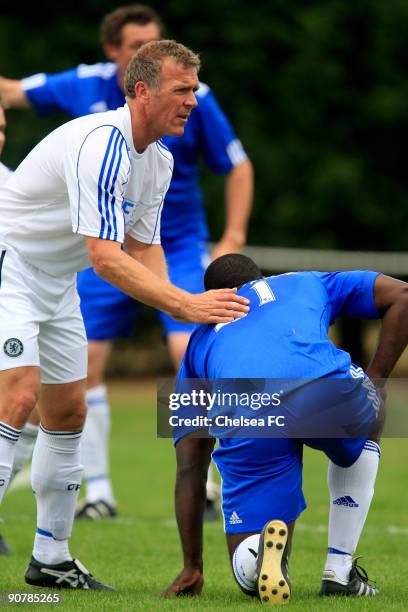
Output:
[229, 511, 243, 525]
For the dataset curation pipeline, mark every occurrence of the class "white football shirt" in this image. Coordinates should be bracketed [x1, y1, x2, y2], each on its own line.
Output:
[0, 104, 173, 276]
[0, 161, 11, 186]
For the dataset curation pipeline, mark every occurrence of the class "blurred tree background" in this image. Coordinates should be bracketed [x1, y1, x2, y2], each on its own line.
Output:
[1, 0, 408, 252]
[1, 0, 408, 251]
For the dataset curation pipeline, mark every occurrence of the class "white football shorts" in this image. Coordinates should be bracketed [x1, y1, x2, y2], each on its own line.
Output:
[0, 245, 87, 384]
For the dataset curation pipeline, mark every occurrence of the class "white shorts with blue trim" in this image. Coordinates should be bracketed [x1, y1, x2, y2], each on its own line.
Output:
[0, 245, 87, 384]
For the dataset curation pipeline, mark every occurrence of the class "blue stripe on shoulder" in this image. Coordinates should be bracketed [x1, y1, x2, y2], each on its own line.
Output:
[76, 124, 129, 236]
[103, 130, 122, 239]
[98, 127, 117, 238]
[109, 138, 125, 241]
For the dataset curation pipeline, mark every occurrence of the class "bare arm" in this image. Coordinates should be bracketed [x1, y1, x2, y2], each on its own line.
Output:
[163, 436, 214, 597]
[0, 77, 30, 109]
[124, 236, 168, 280]
[211, 158, 254, 260]
[86, 237, 249, 324]
[366, 274, 408, 384]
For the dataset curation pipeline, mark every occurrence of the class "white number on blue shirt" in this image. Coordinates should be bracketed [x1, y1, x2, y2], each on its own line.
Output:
[251, 280, 276, 306]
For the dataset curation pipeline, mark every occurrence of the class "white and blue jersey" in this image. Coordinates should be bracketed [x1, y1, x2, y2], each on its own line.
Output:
[0, 104, 171, 277]
[174, 270, 382, 533]
[22, 63, 247, 336]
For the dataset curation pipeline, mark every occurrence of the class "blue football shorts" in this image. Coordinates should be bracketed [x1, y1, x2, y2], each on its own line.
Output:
[77, 242, 209, 340]
[213, 437, 307, 534]
[209, 378, 379, 534]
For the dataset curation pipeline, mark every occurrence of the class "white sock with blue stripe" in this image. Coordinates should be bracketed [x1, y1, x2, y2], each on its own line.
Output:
[324, 441, 380, 583]
[32, 425, 83, 565]
[81, 385, 115, 505]
[0, 422, 21, 503]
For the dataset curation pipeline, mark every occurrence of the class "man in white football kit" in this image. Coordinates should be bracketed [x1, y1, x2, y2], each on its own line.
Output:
[0, 106, 42, 556]
[0, 106, 10, 185]
[0, 41, 249, 590]
[0, 106, 16, 556]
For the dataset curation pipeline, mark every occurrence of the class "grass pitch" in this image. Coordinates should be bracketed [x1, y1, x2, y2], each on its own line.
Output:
[1, 381, 408, 611]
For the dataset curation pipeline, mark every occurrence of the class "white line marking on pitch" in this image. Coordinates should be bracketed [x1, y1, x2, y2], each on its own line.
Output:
[6, 492, 408, 537]
[118, 518, 408, 535]
[296, 523, 408, 536]
[3, 513, 408, 535]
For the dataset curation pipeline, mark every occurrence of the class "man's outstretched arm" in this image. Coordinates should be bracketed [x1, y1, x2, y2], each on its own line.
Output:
[0, 77, 30, 109]
[86, 237, 249, 324]
[366, 274, 408, 383]
[163, 436, 215, 597]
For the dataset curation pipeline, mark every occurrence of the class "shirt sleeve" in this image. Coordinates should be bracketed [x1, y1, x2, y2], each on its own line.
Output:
[22, 68, 79, 116]
[196, 84, 248, 174]
[317, 271, 382, 322]
[125, 201, 163, 245]
[65, 125, 130, 243]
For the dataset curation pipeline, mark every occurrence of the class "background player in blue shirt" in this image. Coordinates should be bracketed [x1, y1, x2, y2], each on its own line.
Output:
[0, 5, 254, 518]
[165, 254, 408, 603]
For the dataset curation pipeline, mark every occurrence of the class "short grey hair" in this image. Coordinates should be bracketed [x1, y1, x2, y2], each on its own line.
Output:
[124, 39, 200, 97]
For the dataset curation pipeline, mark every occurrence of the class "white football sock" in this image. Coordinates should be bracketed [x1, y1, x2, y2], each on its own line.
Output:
[206, 461, 221, 502]
[0, 422, 21, 503]
[33, 531, 71, 565]
[81, 385, 115, 505]
[10, 422, 39, 482]
[324, 441, 380, 583]
[232, 534, 260, 593]
[31, 425, 83, 565]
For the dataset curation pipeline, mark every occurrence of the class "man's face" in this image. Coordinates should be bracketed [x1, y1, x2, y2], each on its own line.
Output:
[145, 58, 199, 138]
[105, 22, 161, 83]
[0, 107, 6, 157]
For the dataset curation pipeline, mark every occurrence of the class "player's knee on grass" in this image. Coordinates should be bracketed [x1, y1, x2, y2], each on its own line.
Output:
[229, 533, 260, 596]
[228, 524, 294, 596]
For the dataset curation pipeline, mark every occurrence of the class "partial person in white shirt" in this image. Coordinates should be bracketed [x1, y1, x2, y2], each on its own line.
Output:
[0, 107, 11, 185]
[0, 108, 40, 534]
[0, 40, 249, 591]
[0, 105, 15, 556]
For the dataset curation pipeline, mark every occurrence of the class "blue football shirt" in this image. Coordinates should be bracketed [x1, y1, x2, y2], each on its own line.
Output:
[180, 270, 381, 380]
[173, 270, 381, 445]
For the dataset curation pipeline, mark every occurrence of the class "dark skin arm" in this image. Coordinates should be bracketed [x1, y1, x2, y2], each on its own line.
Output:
[366, 274, 408, 386]
[163, 436, 215, 597]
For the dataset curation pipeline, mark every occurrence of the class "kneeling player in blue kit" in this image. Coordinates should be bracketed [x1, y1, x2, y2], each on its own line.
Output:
[164, 254, 408, 604]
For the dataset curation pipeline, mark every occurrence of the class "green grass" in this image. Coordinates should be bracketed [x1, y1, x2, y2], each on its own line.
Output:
[1, 382, 408, 610]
